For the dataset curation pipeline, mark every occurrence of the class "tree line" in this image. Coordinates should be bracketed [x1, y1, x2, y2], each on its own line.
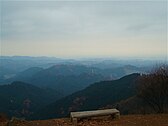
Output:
[137, 64, 168, 113]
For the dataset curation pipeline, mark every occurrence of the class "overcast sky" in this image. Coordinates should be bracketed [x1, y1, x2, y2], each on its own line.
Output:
[0, 0, 167, 59]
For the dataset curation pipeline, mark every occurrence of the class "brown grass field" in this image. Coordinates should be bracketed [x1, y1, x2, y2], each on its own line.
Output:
[0, 114, 168, 126]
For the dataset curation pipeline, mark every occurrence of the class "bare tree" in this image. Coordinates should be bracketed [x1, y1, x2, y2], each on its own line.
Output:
[137, 64, 168, 113]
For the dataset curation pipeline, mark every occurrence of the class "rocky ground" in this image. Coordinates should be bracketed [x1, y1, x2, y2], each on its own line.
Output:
[0, 114, 168, 126]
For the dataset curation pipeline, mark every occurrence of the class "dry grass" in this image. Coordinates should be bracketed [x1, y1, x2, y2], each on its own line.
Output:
[1, 114, 168, 126]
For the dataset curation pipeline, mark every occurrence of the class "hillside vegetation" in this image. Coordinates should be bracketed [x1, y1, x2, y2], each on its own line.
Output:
[0, 81, 62, 118]
[33, 73, 140, 119]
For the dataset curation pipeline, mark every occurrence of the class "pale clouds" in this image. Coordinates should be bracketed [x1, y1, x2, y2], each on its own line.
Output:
[1, 1, 167, 59]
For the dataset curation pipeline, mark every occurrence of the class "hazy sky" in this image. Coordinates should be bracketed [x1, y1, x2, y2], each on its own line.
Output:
[0, 0, 167, 59]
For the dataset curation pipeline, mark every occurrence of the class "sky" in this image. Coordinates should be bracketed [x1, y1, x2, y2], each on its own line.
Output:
[0, 0, 167, 59]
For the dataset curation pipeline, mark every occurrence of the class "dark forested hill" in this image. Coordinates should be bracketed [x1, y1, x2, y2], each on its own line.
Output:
[33, 73, 140, 120]
[0, 81, 62, 118]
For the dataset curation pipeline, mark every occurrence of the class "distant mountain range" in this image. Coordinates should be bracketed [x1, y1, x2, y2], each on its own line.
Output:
[2, 64, 145, 96]
[3, 65, 104, 95]
[32, 73, 140, 120]
[0, 56, 154, 84]
[0, 56, 158, 120]
[0, 56, 75, 83]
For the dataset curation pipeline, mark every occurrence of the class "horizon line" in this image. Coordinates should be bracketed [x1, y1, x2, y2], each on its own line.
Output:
[0, 55, 167, 61]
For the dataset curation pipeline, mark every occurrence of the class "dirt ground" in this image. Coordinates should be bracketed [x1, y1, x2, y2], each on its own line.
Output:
[0, 114, 168, 126]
